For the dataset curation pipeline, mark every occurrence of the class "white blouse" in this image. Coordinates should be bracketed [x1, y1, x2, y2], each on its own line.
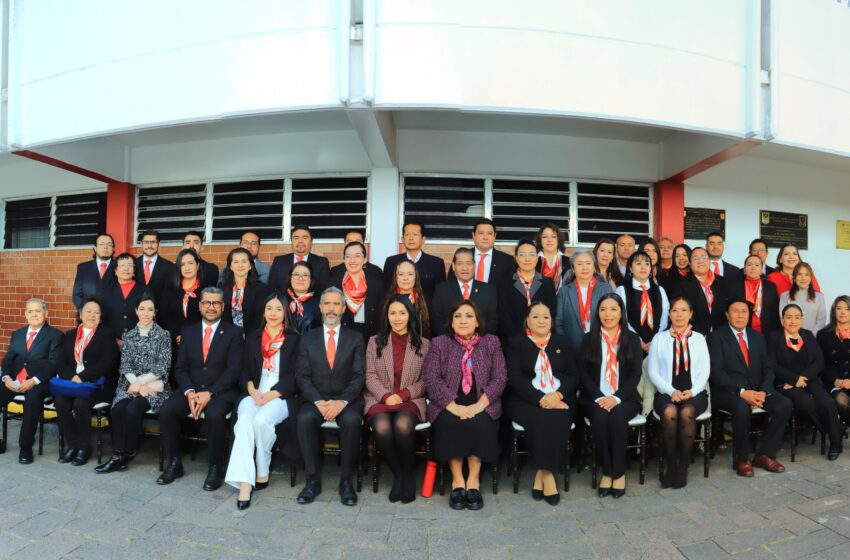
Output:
[258, 351, 281, 393]
[647, 329, 710, 396]
[596, 337, 621, 403]
[531, 351, 561, 394]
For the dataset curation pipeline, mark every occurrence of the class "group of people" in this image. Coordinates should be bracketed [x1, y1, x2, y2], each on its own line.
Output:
[1, 219, 849, 512]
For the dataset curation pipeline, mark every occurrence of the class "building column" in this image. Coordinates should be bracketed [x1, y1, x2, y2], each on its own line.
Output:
[653, 180, 684, 242]
[106, 182, 135, 253]
[368, 168, 400, 266]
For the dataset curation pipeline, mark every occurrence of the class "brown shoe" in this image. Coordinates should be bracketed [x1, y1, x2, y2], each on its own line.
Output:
[735, 460, 754, 477]
[753, 455, 785, 473]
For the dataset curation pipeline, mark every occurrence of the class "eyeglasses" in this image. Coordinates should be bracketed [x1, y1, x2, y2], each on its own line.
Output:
[199, 301, 224, 308]
[141, 240, 159, 246]
[96, 243, 114, 248]
[291, 273, 311, 280]
[116, 263, 135, 269]
[516, 252, 536, 258]
[241, 241, 260, 247]
[691, 256, 709, 262]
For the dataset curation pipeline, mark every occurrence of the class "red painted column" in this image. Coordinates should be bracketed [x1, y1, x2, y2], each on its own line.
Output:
[106, 182, 135, 253]
[653, 180, 685, 243]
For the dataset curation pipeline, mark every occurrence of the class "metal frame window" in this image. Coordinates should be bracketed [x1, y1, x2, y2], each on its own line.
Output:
[575, 182, 652, 245]
[2, 191, 107, 250]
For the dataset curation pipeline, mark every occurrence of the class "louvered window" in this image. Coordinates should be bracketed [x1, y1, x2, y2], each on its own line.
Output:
[136, 184, 207, 243]
[212, 180, 284, 242]
[576, 182, 651, 244]
[4, 197, 51, 249]
[403, 177, 485, 241]
[54, 192, 107, 247]
[291, 177, 368, 240]
[492, 179, 570, 243]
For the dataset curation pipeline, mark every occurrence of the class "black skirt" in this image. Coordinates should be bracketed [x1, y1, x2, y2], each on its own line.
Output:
[505, 397, 574, 471]
[433, 409, 500, 464]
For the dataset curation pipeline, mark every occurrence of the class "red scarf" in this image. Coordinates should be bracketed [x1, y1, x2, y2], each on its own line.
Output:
[638, 282, 654, 329]
[600, 327, 621, 392]
[396, 287, 417, 304]
[182, 279, 201, 318]
[526, 329, 555, 390]
[576, 276, 596, 333]
[670, 325, 692, 377]
[74, 325, 96, 366]
[342, 273, 368, 315]
[838, 327, 850, 342]
[454, 333, 481, 395]
[287, 289, 314, 316]
[518, 274, 534, 306]
[678, 268, 688, 277]
[261, 327, 286, 371]
[231, 282, 245, 312]
[744, 278, 763, 331]
[696, 271, 715, 311]
[120, 280, 136, 299]
[540, 253, 563, 292]
[785, 330, 804, 352]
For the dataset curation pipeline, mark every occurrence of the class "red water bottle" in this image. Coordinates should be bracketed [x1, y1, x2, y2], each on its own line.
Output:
[421, 460, 437, 498]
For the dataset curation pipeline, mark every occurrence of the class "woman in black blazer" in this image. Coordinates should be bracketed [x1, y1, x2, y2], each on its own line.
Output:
[225, 293, 300, 510]
[769, 303, 842, 459]
[499, 239, 557, 344]
[659, 243, 691, 297]
[331, 241, 385, 342]
[285, 261, 322, 333]
[53, 299, 120, 466]
[221, 248, 269, 336]
[579, 293, 642, 498]
[505, 302, 578, 505]
[732, 255, 781, 334]
[818, 295, 850, 429]
[98, 253, 145, 344]
[158, 248, 204, 344]
[535, 222, 571, 293]
[675, 247, 729, 335]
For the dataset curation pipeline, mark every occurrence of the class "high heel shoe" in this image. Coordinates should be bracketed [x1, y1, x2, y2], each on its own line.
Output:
[597, 487, 612, 498]
[237, 489, 253, 511]
[611, 488, 626, 499]
[543, 492, 560, 506]
[532, 488, 544, 501]
[255, 479, 269, 490]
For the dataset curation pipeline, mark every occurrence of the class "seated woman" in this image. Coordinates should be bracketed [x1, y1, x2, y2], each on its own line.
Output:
[225, 293, 300, 510]
[285, 261, 322, 333]
[819, 296, 850, 428]
[647, 296, 710, 488]
[579, 293, 642, 498]
[54, 299, 119, 467]
[767, 243, 822, 295]
[95, 295, 172, 474]
[499, 239, 557, 343]
[770, 303, 842, 460]
[364, 295, 431, 504]
[505, 301, 578, 505]
[732, 255, 781, 334]
[423, 301, 506, 511]
[98, 252, 145, 345]
[331, 241, 385, 342]
[779, 263, 827, 333]
[221, 247, 269, 335]
[384, 260, 431, 339]
[555, 250, 612, 354]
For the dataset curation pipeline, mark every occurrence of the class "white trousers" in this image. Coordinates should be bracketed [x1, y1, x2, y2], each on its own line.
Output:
[225, 396, 289, 489]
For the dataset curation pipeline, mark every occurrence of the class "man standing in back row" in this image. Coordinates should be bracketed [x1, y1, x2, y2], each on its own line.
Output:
[382, 222, 445, 301]
[72, 233, 116, 310]
[448, 219, 514, 287]
[268, 225, 331, 295]
[135, 230, 174, 302]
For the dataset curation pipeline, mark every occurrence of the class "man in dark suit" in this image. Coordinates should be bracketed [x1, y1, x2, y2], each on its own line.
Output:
[706, 231, 742, 282]
[447, 219, 514, 287]
[183, 231, 219, 288]
[382, 222, 446, 300]
[294, 287, 365, 506]
[431, 248, 498, 335]
[268, 225, 331, 295]
[157, 287, 244, 490]
[330, 230, 382, 278]
[749, 238, 775, 276]
[135, 230, 174, 302]
[72, 233, 116, 310]
[708, 299, 792, 477]
[0, 299, 63, 463]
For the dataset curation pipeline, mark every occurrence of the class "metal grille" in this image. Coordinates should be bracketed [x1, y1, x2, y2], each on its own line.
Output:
[4, 197, 51, 249]
[54, 192, 107, 247]
[136, 184, 207, 243]
[492, 179, 570, 243]
[576, 182, 651, 244]
[403, 176, 485, 241]
[290, 177, 368, 240]
[212, 179, 284, 242]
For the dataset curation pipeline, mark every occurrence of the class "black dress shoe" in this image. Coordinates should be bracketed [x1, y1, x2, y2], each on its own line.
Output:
[156, 458, 184, 485]
[339, 478, 358, 506]
[449, 487, 466, 510]
[543, 492, 560, 506]
[254, 480, 269, 491]
[611, 488, 626, 499]
[465, 488, 484, 511]
[598, 487, 612, 498]
[58, 448, 77, 464]
[297, 478, 322, 504]
[203, 465, 225, 491]
[94, 453, 127, 474]
[828, 447, 842, 461]
[237, 489, 252, 511]
[19, 448, 34, 464]
[71, 449, 90, 467]
[532, 488, 544, 501]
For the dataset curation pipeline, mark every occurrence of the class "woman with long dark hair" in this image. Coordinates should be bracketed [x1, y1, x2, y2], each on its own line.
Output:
[331, 241, 385, 342]
[535, 222, 570, 293]
[384, 260, 430, 339]
[659, 243, 691, 297]
[221, 247, 268, 335]
[818, 295, 850, 428]
[638, 237, 662, 281]
[767, 244, 822, 295]
[779, 262, 827, 332]
[675, 247, 728, 334]
[732, 255, 781, 334]
[284, 261, 321, 333]
[159, 248, 204, 344]
[593, 238, 623, 289]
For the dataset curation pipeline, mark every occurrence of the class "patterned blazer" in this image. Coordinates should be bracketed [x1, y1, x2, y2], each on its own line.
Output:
[113, 322, 172, 411]
[422, 333, 507, 423]
[363, 335, 431, 421]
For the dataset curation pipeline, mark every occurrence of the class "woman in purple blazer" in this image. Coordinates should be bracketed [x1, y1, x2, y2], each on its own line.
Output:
[423, 300, 507, 511]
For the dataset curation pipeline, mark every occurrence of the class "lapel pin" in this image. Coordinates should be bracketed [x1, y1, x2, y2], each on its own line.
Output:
[556, 349, 561, 354]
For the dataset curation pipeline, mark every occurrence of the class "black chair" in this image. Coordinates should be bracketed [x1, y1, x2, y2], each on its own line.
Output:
[49, 401, 111, 463]
[0, 395, 53, 455]
[651, 408, 712, 481]
[509, 421, 573, 493]
[584, 414, 647, 488]
[712, 407, 795, 467]
[369, 420, 433, 493]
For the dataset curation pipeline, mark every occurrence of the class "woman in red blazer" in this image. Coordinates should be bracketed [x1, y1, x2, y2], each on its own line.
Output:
[364, 295, 431, 504]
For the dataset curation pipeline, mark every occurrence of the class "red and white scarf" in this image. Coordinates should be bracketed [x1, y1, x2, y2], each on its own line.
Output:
[261, 327, 286, 371]
[518, 274, 534, 306]
[182, 279, 201, 318]
[638, 282, 654, 329]
[287, 289, 314, 316]
[540, 252, 563, 293]
[696, 271, 715, 311]
[342, 273, 368, 315]
[231, 282, 244, 312]
[600, 327, 621, 392]
[785, 330, 804, 352]
[670, 325, 692, 377]
[455, 333, 481, 395]
[396, 287, 417, 304]
[838, 327, 850, 342]
[526, 329, 555, 390]
[576, 276, 596, 333]
[74, 325, 96, 366]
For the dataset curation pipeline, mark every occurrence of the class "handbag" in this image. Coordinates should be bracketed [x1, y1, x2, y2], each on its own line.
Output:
[49, 376, 106, 399]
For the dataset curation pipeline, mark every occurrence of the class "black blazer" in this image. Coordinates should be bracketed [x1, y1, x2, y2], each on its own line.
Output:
[675, 274, 730, 335]
[731, 279, 781, 334]
[331, 261, 382, 280]
[97, 280, 145, 338]
[708, 326, 774, 395]
[0, 324, 63, 382]
[535, 254, 571, 288]
[382, 252, 446, 300]
[268, 253, 331, 295]
[72, 259, 115, 310]
[241, 330, 300, 411]
[198, 259, 220, 289]
[174, 321, 244, 402]
[767, 329, 824, 387]
[294, 326, 365, 404]
[764, 264, 776, 276]
[134, 255, 174, 302]
[506, 333, 579, 406]
[222, 281, 269, 336]
[430, 279, 499, 336]
[817, 330, 850, 388]
[498, 274, 557, 343]
[158, 283, 204, 340]
[286, 294, 323, 334]
[56, 327, 119, 392]
[329, 266, 385, 341]
[578, 330, 642, 405]
[447, 248, 515, 287]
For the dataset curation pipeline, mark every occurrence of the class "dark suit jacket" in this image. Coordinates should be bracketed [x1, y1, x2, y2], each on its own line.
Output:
[97, 280, 145, 338]
[498, 274, 558, 343]
[447, 248, 515, 287]
[767, 329, 824, 387]
[676, 274, 730, 335]
[708, 326, 774, 395]
[174, 321, 244, 402]
[430, 279, 498, 336]
[72, 259, 115, 310]
[330, 266, 385, 341]
[382, 252, 446, 300]
[294, 327, 365, 404]
[716, 260, 742, 282]
[731, 279, 781, 334]
[578, 331, 642, 405]
[222, 281, 269, 336]
[818, 330, 850, 388]
[241, 330, 300, 411]
[286, 294, 322, 334]
[1, 324, 63, 382]
[268, 253, 331, 295]
[56, 327, 119, 394]
[134, 255, 174, 302]
[506, 333, 579, 406]
[198, 259, 219, 289]
[158, 283, 204, 340]
[764, 264, 776, 276]
[331, 261, 382, 280]
[555, 276, 613, 354]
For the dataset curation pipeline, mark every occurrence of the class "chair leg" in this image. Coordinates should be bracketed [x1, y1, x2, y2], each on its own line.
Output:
[290, 464, 297, 487]
[511, 430, 519, 494]
[639, 425, 646, 485]
[96, 411, 103, 464]
[0, 405, 7, 453]
[58, 423, 65, 458]
[791, 414, 797, 462]
[370, 433, 378, 494]
[704, 419, 711, 478]
[564, 438, 571, 492]
[38, 412, 44, 456]
[439, 463, 445, 496]
[492, 464, 498, 495]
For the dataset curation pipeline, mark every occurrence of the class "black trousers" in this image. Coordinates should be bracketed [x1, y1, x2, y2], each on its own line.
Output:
[0, 382, 51, 450]
[54, 396, 96, 452]
[296, 399, 363, 480]
[582, 396, 641, 479]
[111, 397, 151, 453]
[712, 389, 792, 462]
[777, 384, 843, 446]
[159, 393, 234, 466]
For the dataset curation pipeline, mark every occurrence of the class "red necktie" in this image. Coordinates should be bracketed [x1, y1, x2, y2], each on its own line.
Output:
[99, 262, 107, 279]
[296, 255, 304, 262]
[712, 261, 720, 277]
[737, 331, 749, 366]
[202, 326, 212, 363]
[326, 329, 336, 368]
[16, 331, 37, 384]
[476, 253, 488, 282]
[462, 283, 470, 300]
[144, 259, 152, 284]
